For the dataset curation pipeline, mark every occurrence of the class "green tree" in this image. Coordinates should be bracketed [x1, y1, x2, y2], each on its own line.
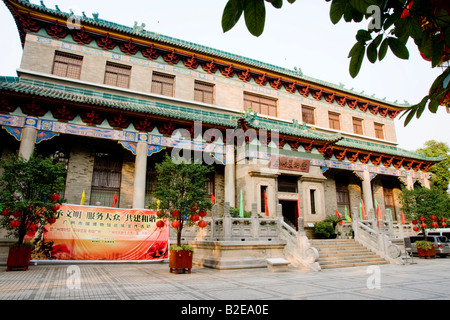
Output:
[416, 140, 450, 194]
[399, 186, 450, 240]
[221, 0, 450, 125]
[0, 154, 66, 245]
[150, 154, 213, 247]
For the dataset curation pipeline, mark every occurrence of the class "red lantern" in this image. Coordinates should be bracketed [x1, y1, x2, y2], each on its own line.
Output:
[52, 204, 61, 212]
[171, 209, 180, 218]
[12, 210, 22, 218]
[51, 193, 60, 202]
[419, 217, 426, 222]
[413, 226, 419, 232]
[198, 220, 207, 228]
[431, 215, 437, 221]
[440, 218, 446, 222]
[431, 222, 439, 228]
[421, 223, 427, 229]
[190, 214, 199, 222]
[412, 220, 418, 225]
[1, 208, 10, 216]
[156, 220, 165, 228]
[171, 220, 180, 228]
[10, 220, 21, 228]
[48, 217, 57, 224]
[199, 210, 207, 218]
[442, 222, 448, 227]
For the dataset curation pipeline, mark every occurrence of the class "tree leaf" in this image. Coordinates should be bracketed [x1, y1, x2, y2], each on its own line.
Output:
[349, 0, 379, 14]
[366, 40, 378, 63]
[330, 0, 347, 24]
[266, 0, 282, 9]
[243, 0, 266, 37]
[222, 0, 244, 33]
[431, 35, 445, 68]
[388, 37, 409, 59]
[356, 29, 372, 42]
[383, 11, 401, 31]
[403, 105, 418, 126]
[349, 44, 365, 78]
[348, 41, 365, 58]
[378, 37, 388, 61]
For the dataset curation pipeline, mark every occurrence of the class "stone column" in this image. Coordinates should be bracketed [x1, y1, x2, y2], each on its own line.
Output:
[361, 169, 374, 213]
[224, 145, 235, 207]
[19, 117, 38, 160]
[406, 174, 415, 190]
[133, 133, 148, 209]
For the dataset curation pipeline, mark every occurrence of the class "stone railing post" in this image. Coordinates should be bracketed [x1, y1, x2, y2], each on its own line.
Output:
[251, 202, 259, 240]
[223, 201, 231, 241]
[352, 206, 359, 239]
[297, 217, 305, 236]
[209, 204, 218, 241]
[276, 202, 283, 235]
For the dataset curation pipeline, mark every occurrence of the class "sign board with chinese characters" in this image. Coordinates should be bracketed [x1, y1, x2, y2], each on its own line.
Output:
[269, 155, 310, 173]
[26, 205, 168, 261]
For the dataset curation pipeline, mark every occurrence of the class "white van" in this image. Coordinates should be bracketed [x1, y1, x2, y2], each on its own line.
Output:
[426, 228, 450, 240]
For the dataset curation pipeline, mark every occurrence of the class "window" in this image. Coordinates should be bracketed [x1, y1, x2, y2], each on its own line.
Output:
[206, 172, 215, 197]
[310, 189, 316, 214]
[302, 106, 315, 125]
[335, 178, 350, 215]
[374, 123, 384, 139]
[90, 153, 122, 207]
[194, 81, 214, 104]
[383, 187, 396, 221]
[52, 51, 83, 79]
[151, 72, 175, 97]
[328, 112, 340, 130]
[261, 185, 268, 214]
[104, 62, 131, 88]
[244, 92, 277, 117]
[353, 118, 364, 135]
[278, 176, 298, 193]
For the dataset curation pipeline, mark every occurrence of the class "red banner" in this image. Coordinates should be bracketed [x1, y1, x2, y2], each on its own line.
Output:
[27, 205, 169, 261]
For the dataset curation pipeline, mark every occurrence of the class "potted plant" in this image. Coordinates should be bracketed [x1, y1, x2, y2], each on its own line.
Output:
[313, 221, 336, 239]
[0, 154, 66, 271]
[415, 240, 436, 259]
[399, 186, 450, 259]
[150, 154, 213, 274]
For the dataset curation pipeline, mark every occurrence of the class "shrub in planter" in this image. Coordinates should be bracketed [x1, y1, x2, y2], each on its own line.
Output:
[169, 245, 194, 274]
[415, 240, 436, 259]
[313, 221, 336, 239]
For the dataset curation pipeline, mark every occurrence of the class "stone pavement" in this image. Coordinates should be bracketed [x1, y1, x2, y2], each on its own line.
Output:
[0, 257, 449, 302]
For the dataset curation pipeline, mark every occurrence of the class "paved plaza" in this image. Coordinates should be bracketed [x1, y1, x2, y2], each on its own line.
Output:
[0, 257, 449, 302]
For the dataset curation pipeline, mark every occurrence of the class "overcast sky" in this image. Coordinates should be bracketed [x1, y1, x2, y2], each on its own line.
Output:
[0, 0, 448, 151]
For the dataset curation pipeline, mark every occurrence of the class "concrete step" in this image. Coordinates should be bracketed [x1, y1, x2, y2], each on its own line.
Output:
[310, 239, 388, 269]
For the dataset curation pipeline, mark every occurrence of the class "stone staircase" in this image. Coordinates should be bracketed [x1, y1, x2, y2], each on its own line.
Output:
[310, 239, 389, 269]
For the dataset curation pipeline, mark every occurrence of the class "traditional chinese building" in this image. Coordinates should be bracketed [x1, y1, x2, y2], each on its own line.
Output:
[0, 0, 442, 238]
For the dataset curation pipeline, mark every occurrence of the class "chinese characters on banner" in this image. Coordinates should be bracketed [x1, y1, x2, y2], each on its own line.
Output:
[27, 205, 169, 261]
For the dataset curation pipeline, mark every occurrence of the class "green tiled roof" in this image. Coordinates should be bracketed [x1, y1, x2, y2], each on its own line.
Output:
[242, 113, 343, 142]
[0, 77, 239, 127]
[10, 0, 407, 109]
[0, 76, 440, 163]
[336, 138, 445, 162]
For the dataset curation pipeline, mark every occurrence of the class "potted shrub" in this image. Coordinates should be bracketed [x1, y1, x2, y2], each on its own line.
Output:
[415, 240, 436, 259]
[150, 154, 213, 274]
[399, 186, 450, 259]
[313, 221, 336, 239]
[0, 154, 66, 271]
